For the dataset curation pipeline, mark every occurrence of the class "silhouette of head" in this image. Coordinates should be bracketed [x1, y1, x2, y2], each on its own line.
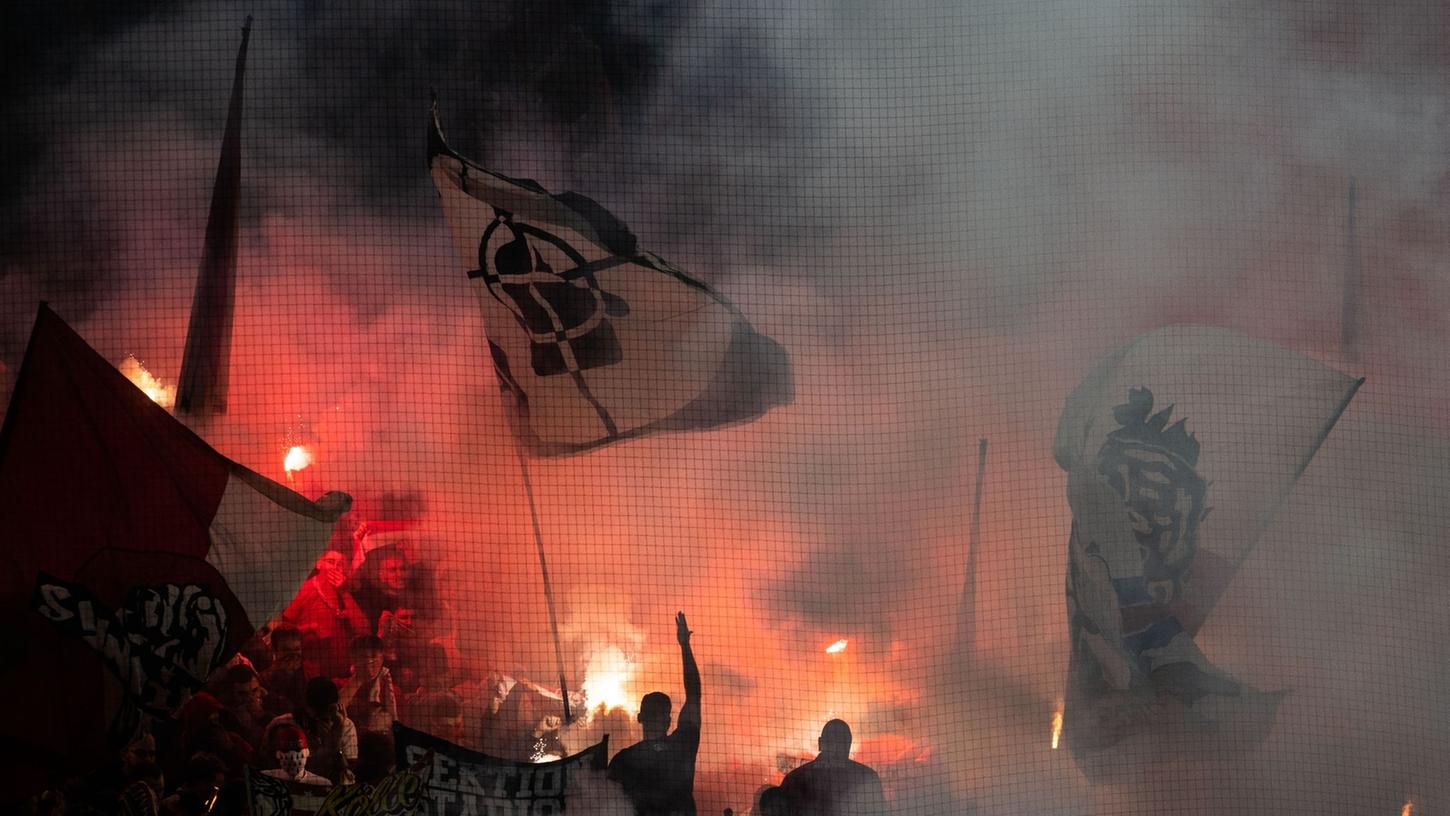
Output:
[757, 786, 789, 816]
[638, 691, 672, 738]
[819, 719, 853, 759]
[304, 677, 340, 718]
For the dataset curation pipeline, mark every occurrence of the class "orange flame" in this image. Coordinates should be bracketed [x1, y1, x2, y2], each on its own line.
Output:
[581, 645, 638, 717]
[1401, 801, 1413, 816]
[284, 445, 313, 477]
[825, 638, 848, 654]
[1051, 705, 1064, 750]
[119, 355, 175, 408]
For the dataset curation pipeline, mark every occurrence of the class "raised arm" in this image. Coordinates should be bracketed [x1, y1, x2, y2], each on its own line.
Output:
[676, 611, 700, 730]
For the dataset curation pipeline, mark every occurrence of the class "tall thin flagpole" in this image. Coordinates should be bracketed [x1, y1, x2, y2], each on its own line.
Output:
[513, 444, 573, 723]
[1340, 177, 1362, 362]
[957, 437, 988, 656]
[177, 16, 250, 417]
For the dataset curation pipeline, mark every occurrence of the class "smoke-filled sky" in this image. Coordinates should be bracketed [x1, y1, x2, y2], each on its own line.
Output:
[3, 1, 1448, 814]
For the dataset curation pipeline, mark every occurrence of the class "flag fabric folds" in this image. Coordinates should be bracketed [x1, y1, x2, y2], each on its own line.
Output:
[428, 108, 792, 456]
[0, 304, 350, 798]
[176, 17, 250, 417]
[1053, 325, 1360, 774]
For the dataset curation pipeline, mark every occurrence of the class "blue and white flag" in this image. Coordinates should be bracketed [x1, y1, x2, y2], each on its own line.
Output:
[1053, 326, 1360, 776]
[428, 108, 791, 455]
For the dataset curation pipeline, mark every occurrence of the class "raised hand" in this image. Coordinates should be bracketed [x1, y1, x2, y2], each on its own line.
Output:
[676, 611, 691, 646]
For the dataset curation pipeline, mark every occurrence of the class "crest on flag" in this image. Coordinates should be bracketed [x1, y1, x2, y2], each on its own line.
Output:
[1054, 326, 1361, 778]
[429, 105, 792, 455]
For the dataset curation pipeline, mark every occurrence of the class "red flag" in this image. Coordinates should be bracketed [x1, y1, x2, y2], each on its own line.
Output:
[176, 17, 250, 417]
[0, 304, 349, 798]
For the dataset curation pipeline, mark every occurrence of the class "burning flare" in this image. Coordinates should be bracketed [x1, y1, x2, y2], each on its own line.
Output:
[283, 445, 313, 477]
[1051, 705, 1064, 750]
[825, 638, 849, 654]
[1401, 801, 1413, 816]
[120, 355, 175, 408]
[581, 645, 637, 716]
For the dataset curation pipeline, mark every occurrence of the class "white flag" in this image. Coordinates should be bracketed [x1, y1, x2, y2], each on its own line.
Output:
[428, 108, 791, 455]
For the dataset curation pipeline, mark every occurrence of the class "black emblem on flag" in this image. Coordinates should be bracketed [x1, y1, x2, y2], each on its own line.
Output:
[474, 211, 630, 378]
[33, 574, 230, 716]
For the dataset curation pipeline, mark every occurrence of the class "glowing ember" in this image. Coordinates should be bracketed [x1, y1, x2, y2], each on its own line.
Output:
[119, 355, 175, 408]
[1051, 705, 1064, 750]
[581, 645, 637, 716]
[825, 638, 848, 654]
[283, 445, 313, 476]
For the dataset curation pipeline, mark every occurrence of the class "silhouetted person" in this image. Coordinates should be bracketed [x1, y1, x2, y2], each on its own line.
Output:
[779, 720, 887, 816]
[262, 625, 307, 718]
[756, 786, 789, 816]
[608, 612, 700, 816]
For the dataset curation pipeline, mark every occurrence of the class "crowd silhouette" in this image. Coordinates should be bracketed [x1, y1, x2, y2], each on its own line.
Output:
[25, 533, 894, 816]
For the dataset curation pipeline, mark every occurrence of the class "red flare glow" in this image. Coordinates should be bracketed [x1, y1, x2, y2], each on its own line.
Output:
[119, 355, 175, 408]
[284, 445, 313, 477]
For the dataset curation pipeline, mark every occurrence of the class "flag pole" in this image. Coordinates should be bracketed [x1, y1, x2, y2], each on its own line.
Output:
[177, 15, 251, 417]
[1340, 177, 1362, 362]
[1231, 377, 1363, 576]
[512, 445, 573, 723]
[956, 437, 988, 656]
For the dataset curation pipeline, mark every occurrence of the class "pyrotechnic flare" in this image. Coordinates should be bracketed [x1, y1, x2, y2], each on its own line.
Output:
[825, 639, 848, 655]
[1401, 800, 1413, 816]
[119, 355, 175, 409]
[1051, 706, 1064, 750]
[283, 445, 312, 479]
[581, 644, 637, 716]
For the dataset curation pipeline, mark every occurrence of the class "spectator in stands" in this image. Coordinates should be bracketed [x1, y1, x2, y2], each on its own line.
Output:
[159, 753, 226, 816]
[338, 635, 398, 735]
[779, 720, 888, 816]
[354, 731, 397, 785]
[351, 546, 410, 633]
[172, 689, 250, 776]
[66, 731, 158, 816]
[412, 690, 466, 744]
[607, 612, 700, 816]
[281, 549, 369, 680]
[262, 625, 308, 718]
[261, 724, 331, 787]
[755, 787, 789, 816]
[379, 605, 423, 683]
[219, 664, 268, 752]
[265, 678, 358, 786]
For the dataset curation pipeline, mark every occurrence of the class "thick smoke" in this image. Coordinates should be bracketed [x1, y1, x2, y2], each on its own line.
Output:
[3, 0, 1449, 814]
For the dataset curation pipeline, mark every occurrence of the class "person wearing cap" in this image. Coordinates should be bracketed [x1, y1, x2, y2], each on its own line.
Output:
[263, 724, 333, 786]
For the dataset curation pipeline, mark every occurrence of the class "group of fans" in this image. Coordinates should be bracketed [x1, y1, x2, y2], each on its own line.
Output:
[27, 528, 889, 816]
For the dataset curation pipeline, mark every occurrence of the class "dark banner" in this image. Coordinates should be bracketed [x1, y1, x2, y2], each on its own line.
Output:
[393, 723, 609, 816]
